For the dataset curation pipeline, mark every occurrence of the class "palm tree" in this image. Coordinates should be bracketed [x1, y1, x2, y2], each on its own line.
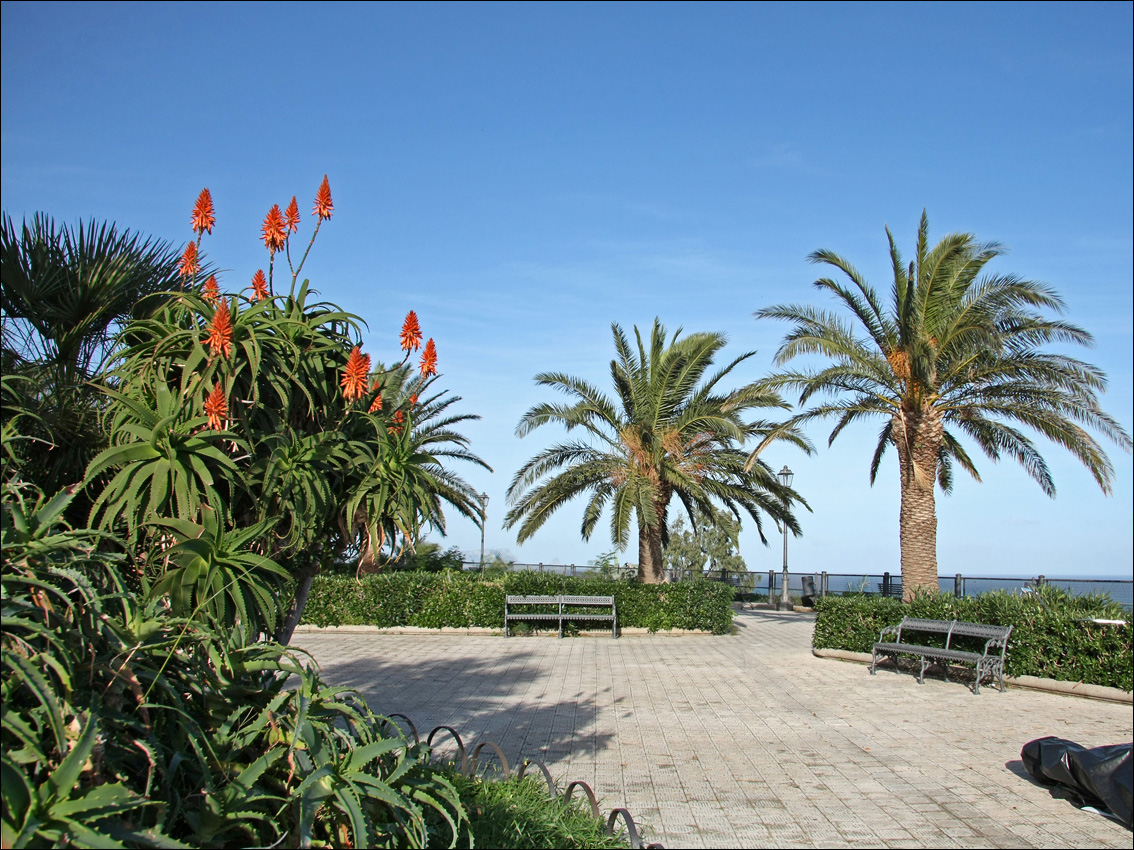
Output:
[505, 319, 809, 583]
[0, 213, 186, 500]
[754, 212, 1132, 599]
[346, 364, 492, 573]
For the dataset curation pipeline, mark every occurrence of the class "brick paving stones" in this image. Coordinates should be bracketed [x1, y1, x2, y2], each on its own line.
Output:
[292, 609, 1132, 848]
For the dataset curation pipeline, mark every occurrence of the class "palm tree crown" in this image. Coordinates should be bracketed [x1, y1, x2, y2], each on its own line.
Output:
[505, 319, 808, 583]
[1, 214, 186, 511]
[755, 211, 1132, 597]
[347, 364, 492, 571]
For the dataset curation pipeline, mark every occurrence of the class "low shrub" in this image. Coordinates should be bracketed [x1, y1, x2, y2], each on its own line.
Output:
[813, 588, 1132, 691]
[428, 770, 633, 849]
[303, 570, 736, 634]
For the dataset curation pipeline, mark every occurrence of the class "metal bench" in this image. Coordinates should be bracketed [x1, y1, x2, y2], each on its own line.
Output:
[504, 594, 618, 638]
[870, 617, 1013, 694]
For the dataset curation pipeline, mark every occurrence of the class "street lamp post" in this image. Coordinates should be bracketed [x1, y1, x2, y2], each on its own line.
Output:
[778, 465, 794, 611]
[479, 492, 489, 569]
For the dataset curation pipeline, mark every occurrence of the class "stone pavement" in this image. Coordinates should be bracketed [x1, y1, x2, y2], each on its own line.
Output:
[292, 609, 1133, 848]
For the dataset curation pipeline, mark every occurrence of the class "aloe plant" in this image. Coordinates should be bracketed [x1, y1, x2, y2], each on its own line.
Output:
[1, 480, 466, 848]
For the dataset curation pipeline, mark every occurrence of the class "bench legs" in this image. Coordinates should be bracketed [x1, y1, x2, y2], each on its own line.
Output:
[870, 651, 1007, 695]
[972, 659, 1007, 695]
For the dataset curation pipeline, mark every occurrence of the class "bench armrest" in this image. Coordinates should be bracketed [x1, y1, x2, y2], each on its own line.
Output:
[878, 624, 901, 641]
[981, 630, 1012, 656]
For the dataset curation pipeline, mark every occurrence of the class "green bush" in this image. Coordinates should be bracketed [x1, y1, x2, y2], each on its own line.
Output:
[303, 570, 736, 634]
[813, 588, 1132, 691]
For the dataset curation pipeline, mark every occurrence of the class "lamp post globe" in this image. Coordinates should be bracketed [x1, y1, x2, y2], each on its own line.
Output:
[777, 466, 793, 610]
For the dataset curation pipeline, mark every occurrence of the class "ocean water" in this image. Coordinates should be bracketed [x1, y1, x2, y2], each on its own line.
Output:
[465, 562, 1133, 609]
[791, 571, 1133, 610]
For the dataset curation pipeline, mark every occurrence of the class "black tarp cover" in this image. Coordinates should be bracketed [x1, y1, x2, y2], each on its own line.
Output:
[1021, 736, 1132, 828]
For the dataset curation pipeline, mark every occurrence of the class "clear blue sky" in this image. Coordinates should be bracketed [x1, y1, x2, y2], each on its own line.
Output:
[3, 2, 1131, 578]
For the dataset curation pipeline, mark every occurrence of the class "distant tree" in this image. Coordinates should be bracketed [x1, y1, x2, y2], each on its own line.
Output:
[589, 548, 635, 580]
[505, 319, 809, 583]
[664, 505, 746, 577]
[384, 542, 465, 572]
[755, 212, 1132, 599]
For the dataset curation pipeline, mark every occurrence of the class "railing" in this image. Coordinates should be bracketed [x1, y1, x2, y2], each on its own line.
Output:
[460, 561, 1133, 610]
[463, 560, 610, 577]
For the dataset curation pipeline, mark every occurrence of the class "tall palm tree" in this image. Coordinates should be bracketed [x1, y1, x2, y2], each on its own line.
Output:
[754, 211, 1132, 599]
[505, 319, 809, 583]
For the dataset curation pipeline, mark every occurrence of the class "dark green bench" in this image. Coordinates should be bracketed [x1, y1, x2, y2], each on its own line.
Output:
[871, 617, 1012, 694]
[504, 595, 618, 638]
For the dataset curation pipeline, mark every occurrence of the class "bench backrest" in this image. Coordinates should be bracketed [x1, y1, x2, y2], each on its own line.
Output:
[950, 622, 1012, 642]
[898, 617, 953, 635]
[560, 595, 614, 605]
[897, 617, 1012, 651]
[506, 595, 560, 604]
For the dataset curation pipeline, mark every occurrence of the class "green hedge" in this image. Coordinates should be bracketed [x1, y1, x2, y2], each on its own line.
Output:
[302, 571, 736, 634]
[812, 589, 1133, 692]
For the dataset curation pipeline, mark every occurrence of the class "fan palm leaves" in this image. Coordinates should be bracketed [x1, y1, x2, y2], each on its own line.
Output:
[0, 214, 188, 504]
[1, 214, 187, 381]
[754, 211, 1132, 598]
[505, 319, 809, 583]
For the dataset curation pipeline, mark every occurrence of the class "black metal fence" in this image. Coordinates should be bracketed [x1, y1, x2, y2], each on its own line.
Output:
[460, 561, 1133, 610]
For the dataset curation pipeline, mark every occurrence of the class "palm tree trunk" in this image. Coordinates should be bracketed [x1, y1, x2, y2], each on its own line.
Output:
[892, 408, 942, 600]
[636, 488, 670, 584]
[637, 521, 667, 583]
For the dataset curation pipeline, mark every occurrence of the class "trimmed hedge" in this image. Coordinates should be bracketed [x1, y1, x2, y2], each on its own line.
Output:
[813, 589, 1132, 692]
[302, 571, 736, 634]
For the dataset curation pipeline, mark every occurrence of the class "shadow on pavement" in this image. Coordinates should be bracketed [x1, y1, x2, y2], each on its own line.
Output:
[297, 640, 616, 773]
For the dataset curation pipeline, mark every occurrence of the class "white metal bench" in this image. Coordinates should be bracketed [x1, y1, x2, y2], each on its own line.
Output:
[504, 595, 618, 638]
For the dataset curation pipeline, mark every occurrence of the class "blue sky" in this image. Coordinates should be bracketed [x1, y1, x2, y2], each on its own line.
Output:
[3, 2, 1131, 578]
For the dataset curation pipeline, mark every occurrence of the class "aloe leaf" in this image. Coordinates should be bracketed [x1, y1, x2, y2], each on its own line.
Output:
[345, 738, 404, 772]
[332, 784, 370, 849]
[42, 714, 96, 804]
[51, 782, 143, 818]
[1, 757, 33, 835]
[5, 654, 68, 753]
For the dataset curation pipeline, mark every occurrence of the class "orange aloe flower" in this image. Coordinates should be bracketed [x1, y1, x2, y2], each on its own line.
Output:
[400, 310, 422, 352]
[313, 175, 333, 220]
[387, 408, 405, 436]
[369, 391, 383, 413]
[191, 188, 215, 235]
[179, 241, 199, 278]
[250, 269, 269, 301]
[341, 346, 371, 401]
[261, 204, 287, 253]
[284, 196, 300, 234]
[408, 393, 418, 407]
[419, 338, 437, 377]
[206, 300, 234, 359]
[202, 275, 220, 304]
[204, 382, 228, 430]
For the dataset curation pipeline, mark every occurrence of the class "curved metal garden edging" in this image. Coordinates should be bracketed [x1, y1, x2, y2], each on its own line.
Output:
[564, 779, 601, 819]
[385, 716, 664, 849]
[384, 712, 420, 743]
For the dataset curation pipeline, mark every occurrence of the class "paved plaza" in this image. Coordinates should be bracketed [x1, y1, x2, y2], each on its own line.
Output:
[293, 609, 1132, 849]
